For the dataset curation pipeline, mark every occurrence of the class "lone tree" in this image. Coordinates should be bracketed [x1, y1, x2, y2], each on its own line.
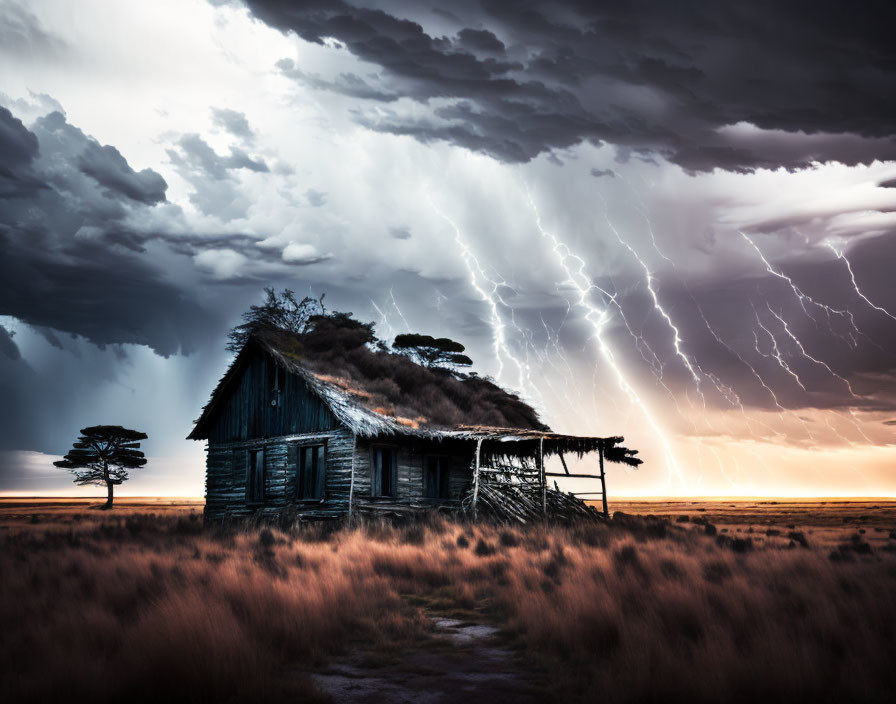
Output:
[227, 288, 325, 353]
[54, 426, 148, 508]
[393, 333, 473, 371]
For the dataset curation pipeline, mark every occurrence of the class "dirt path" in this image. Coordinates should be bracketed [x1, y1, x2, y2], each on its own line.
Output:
[310, 617, 543, 703]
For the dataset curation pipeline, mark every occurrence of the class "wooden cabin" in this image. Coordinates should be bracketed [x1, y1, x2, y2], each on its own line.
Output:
[188, 325, 640, 522]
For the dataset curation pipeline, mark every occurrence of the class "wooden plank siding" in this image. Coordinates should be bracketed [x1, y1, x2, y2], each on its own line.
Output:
[351, 437, 474, 515]
[207, 349, 339, 444]
[205, 430, 476, 520]
[205, 429, 356, 520]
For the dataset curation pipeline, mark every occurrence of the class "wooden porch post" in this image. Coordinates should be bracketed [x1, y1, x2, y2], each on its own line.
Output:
[539, 436, 546, 517]
[347, 434, 357, 523]
[472, 438, 482, 520]
[598, 445, 609, 518]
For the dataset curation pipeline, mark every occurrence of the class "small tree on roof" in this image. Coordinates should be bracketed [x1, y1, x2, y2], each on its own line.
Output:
[392, 333, 473, 371]
[53, 426, 148, 508]
[227, 288, 325, 353]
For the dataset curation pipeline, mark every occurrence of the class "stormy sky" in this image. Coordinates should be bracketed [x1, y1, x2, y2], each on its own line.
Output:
[2, 0, 896, 496]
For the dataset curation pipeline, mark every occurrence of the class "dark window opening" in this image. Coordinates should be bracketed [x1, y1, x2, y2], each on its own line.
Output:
[247, 448, 265, 503]
[297, 444, 326, 500]
[372, 447, 397, 497]
[424, 456, 450, 499]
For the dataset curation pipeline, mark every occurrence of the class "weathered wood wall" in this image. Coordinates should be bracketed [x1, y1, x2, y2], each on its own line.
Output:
[204, 431, 476, 520]
[205, 428, 355, 520]
[207, 350, 339, 443]
[351, 437, 474, 515]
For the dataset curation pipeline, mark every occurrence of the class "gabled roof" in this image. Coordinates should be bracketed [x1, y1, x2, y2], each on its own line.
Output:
[188, 325, 639, 464]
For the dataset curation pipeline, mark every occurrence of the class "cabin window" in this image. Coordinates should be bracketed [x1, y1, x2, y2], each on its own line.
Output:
[297, 444, 326, 500]
[423, 456, 450, 499]
[371, 446, 397, 497]
[247, 448, 265, 503]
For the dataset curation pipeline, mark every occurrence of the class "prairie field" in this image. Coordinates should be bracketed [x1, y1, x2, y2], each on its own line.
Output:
[1, 498, 895, 703]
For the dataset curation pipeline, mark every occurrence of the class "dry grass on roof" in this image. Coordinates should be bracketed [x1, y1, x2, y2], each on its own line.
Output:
[257, 318, 548, 432]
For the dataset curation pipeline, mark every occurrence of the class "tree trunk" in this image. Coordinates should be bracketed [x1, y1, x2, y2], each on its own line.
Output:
[104, 461, 113, 509]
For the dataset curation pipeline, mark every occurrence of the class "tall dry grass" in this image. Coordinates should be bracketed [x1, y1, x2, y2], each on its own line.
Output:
[2, 509, 895, 702]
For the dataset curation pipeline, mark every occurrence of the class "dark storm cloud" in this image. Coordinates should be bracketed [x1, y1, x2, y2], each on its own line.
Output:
[244, 0, 896, 172]
[0, 106, 44, 197]
[0, 108, 223, 355]
[77, 140, 168, 204]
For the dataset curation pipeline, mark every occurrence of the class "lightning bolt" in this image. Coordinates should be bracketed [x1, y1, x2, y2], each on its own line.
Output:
[602, 215, 701, 386]
[526, 192, 686, 487]
[426, 194, 541, 406]
[825, 242, 896, 323]
[752, 302, 808, 392]
[370, 297, 396, 341]
[389, 288, 411, 331]
[739, 230, 860, 338]
[764, 302, 857, 398]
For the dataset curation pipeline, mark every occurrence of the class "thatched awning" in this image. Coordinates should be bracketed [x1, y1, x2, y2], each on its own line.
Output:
[443, 425, 642, 466]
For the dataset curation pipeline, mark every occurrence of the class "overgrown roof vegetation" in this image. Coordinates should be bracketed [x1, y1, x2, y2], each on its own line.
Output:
[230, 288, 547, 432]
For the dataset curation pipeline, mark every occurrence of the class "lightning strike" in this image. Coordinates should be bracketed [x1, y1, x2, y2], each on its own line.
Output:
[752, 303, 808, 392]
[825, 242, 896, 323]
[426, 195, 540, 406]
[526, 192, 686, 488]
[389, 288, 411, 331]
[739, 231, 860, 337]
[764, 302, 857, 398]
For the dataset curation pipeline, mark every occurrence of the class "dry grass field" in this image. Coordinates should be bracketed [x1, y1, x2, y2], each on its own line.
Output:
[1, 497, 895, 703]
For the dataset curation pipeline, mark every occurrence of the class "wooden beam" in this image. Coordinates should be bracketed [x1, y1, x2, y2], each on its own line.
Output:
[559, 453, 570, 476]
[347, 433, 357, 523]
[472, 437, 482, 520]
[539, 436, 546, 517]
[544, 472, 604, 478]
[598, 446, 609, 518]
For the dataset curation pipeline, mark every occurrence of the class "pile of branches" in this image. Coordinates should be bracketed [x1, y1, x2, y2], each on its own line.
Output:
[462, 480, 605, 524]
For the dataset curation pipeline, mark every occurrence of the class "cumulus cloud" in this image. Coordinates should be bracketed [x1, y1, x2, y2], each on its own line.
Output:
[194, 248, 248, 279]
[281, 241, 329, 265]
[167, 132, 270, 218]
[211, 107, 254, 140]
